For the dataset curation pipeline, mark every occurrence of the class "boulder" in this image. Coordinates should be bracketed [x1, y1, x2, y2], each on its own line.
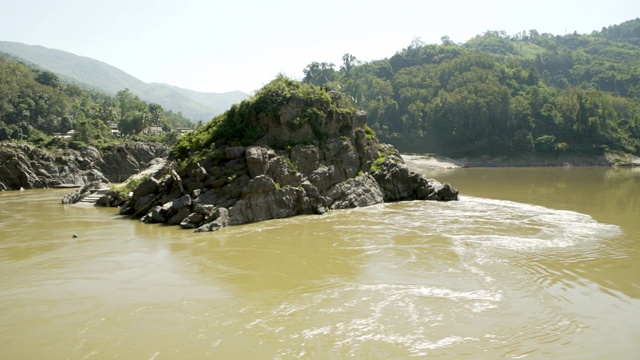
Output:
[134, 193, 157, 216]
[141, 206, 165, 223]
[81, 146, 102, 161]
[167, 207, 192, 225]
[426, 180, 459, 201]
[325, 174, 384, 209]
[267, 157, 303, 187]
[245, 146, 269, 178]
[195, 207, 230, 233]
[131, 177, 159, 200]
[225, 146, 245, 159]
[95, 190, 127, 207]
[162, 194, 192, 219]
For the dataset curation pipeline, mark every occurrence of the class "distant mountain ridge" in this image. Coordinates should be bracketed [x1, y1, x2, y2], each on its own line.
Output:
[0, 41, 248, 120]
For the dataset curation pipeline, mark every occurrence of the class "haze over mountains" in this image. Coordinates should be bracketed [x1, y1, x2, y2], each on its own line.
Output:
[0, 41, 248, 121]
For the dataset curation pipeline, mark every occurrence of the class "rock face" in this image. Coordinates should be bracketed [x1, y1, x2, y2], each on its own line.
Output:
[94, 143, 169, 182]
[0, 142, 168, 191]
[114, 84, 459, 232]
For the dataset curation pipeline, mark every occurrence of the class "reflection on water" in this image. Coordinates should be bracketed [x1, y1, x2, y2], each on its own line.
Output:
[1, 168, 639, 359]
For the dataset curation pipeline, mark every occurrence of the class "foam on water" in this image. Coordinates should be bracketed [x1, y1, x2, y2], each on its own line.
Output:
[349, 195, 624, 254]
[251, 195, 626, 357]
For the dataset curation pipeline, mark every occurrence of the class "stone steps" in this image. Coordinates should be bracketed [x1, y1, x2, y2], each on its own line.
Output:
[79, 188, 110, 204]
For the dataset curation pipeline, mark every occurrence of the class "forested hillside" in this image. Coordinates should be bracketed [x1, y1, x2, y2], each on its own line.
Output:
[0, 54, 194, 149]
[0, 41, 248, 120]
[303, 18, 640, 156]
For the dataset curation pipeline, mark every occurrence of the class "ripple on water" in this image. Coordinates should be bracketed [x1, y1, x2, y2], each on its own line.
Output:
[246, 196, 625, 357]
[253, 282, 498, 358]
[1, 190, 630, 358]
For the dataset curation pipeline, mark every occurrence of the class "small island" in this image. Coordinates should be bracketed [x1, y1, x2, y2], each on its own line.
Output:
[101, 76, 458, 232]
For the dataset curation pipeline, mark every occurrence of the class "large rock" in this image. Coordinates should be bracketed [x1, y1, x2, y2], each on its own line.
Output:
[245, 146, 269, 178]
[95, 143, 169, 182]
[291, 144, 319, 175]
[229, 176, 306, 224]
[116, 83, 458, 232]
[325, 174, 384, 209]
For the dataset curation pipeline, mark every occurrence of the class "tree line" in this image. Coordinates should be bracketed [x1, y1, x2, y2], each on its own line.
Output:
[0, 54, 194, 150]
[302, 18, 640, 156]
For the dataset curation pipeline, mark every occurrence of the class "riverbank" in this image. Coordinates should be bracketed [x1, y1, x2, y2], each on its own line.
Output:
[402, 152, 640, 170]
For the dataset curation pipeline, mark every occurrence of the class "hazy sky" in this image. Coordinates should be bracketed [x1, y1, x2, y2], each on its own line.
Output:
[1, 0, 638, 94]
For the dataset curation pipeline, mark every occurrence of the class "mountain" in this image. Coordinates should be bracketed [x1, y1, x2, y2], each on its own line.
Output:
[0, 41, 248, 120]
[301, 18, 640, 156]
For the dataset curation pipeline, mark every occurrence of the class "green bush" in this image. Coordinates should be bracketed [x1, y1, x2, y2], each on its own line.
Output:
[370, 156, 387, 173]
[171, 75, 357, 164]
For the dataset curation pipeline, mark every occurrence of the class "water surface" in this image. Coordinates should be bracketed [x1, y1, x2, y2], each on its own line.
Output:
[1, 167, 639, 359]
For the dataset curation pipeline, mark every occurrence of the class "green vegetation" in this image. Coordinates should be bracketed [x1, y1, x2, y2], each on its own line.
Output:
[364, 125, 376, 140]
[110, 176, 146, 197]
[369, 156, 387, 173]
[0, 41, 248, 120]
[0, 54, 194, 151]
[302, 18, 640, 156]
[171, 75, 358, 162]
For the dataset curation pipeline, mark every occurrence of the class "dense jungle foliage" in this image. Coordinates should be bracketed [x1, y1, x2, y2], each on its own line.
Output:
[0, 54, 194, 150]
[303, 18, 640, 156]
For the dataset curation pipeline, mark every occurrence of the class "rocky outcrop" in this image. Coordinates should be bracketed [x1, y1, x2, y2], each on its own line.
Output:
[0, 143, 108, 190]
[111, 84, 458, 232]
[0, 142, 169, 191]
[95, 143, 169, 182]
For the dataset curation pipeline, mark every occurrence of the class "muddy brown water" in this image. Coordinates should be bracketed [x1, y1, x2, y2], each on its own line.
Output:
[1, 167, 639, 359]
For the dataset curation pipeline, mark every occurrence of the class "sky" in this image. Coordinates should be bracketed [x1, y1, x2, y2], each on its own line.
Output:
[1, 0, 638, 94]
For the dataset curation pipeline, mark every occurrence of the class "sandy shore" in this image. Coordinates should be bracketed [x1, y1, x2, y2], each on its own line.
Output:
[401, 155, 465, 171]
[401, 153, 640, 171]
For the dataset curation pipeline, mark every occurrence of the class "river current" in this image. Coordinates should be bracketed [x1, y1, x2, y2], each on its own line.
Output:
[1, 167, 639, 359]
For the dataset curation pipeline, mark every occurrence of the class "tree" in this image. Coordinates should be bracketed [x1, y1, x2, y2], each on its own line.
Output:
[302, 62, 337, 86]
[148, 103, 164, 125]
[116, 89, 150, 134]
[340, 53, 359, 76]
[35, 71, 61, 89]
[73, 118, 111, 144]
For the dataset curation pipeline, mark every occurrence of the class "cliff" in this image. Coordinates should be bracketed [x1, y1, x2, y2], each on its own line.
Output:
[104, 77, 458, 232]
[0, 142, 168, 191]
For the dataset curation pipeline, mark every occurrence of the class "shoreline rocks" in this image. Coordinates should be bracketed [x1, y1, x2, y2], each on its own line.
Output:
[0, 142, 169, 192]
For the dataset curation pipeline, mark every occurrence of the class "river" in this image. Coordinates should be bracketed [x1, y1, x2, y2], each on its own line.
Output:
[1, 167, 639, 359]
